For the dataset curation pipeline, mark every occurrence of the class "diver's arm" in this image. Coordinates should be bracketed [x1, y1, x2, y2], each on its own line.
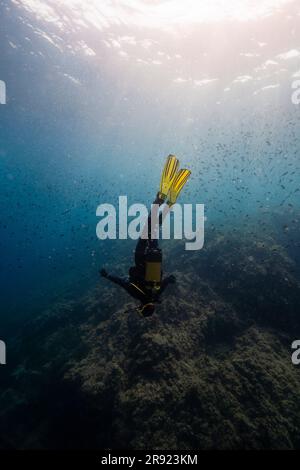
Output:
[160, 275, 176, 294]
[100, 269, 129, 289]
[100, 269, 146, 302]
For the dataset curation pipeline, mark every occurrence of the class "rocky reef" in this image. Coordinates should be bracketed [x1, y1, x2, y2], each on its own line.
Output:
[1, 228, 300, 449]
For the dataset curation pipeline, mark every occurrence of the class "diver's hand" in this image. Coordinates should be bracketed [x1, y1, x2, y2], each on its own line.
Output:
[168, 275, 176, 283]
[100, 268, 108, 278]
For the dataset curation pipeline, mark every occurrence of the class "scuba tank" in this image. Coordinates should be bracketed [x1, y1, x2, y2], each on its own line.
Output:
[144, 245, 162, 290]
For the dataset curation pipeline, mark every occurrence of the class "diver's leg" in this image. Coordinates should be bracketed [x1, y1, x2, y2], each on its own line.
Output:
[133, 212, 156, 274]
[140, 195, 165, 241]
[134, 237, 148, 268]
[133, 198, 166, 273]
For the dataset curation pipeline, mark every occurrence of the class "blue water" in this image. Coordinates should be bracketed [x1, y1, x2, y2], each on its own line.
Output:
[1, 0, 300, 330]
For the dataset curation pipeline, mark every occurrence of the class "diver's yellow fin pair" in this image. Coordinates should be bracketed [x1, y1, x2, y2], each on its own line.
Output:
[168, 167, 191, 206]
[158, 154, 191, 206]
[158, 154, 179, 201]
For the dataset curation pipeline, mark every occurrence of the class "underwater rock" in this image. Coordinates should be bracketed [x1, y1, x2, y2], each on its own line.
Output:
[1, 229, 300, 449]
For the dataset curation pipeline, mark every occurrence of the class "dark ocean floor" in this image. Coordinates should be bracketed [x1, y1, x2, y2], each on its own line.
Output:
[1, 222, 300, 449]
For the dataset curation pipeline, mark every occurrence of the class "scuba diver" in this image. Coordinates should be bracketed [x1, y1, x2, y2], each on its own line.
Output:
[100, 155, 191, 317]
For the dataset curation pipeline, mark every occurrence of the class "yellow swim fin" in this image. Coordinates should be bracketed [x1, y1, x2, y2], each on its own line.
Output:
[158, 155, 179, 201]
[167, 169, 191, 206]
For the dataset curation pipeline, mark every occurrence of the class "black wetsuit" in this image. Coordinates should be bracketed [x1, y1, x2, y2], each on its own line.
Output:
[104, 199, 174, 307]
